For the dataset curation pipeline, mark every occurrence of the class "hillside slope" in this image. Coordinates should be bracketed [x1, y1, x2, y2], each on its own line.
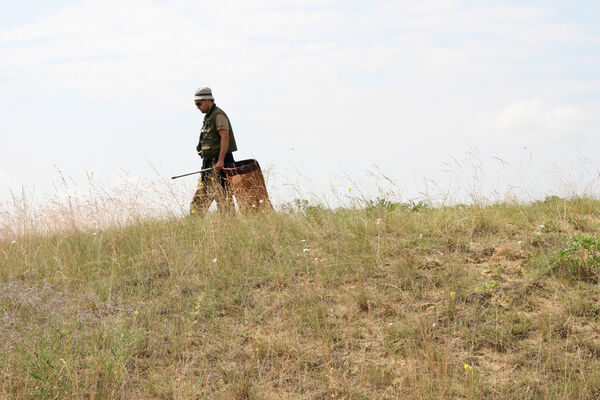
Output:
[1, 197, 599, 399]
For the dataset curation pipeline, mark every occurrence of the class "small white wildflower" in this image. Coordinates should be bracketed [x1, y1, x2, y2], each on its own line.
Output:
[303, 248, 310, 253]
[536, 232, 541, 236]
[388, 322, 393, 327]
[11, 240, 17, 244]
[259, 199, 264, 204]
[419, 234, 423, 239]
[539, 224, 545, 229]
[432, 323, 437, 327]
[252, 204, 256, 208]
[301, 239, 306, 243]
[376, 218, 382, 225]
[92, 232, 97, 236]
[212, 258, 217, 263]
[517, 240, 522, 245]
[314, 258, 319, 262]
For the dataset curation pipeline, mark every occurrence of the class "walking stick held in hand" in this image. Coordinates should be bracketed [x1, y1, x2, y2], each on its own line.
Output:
[171, 167, 214, 180]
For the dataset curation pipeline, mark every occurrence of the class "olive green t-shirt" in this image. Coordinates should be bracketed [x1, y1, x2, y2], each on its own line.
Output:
[215, 114, 229, 131]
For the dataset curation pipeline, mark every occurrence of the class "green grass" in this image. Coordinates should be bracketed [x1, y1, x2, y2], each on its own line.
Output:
[1, 197, 600, 398]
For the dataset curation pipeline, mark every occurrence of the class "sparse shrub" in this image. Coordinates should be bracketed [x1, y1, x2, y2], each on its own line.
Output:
[281, 198, 325, 215]
[474, 280, 499, 292]
[403, 200, 430, 212]
[552, 234, 600, 282]
[364, 197, 399, 213]
[280, 198, 308, 213]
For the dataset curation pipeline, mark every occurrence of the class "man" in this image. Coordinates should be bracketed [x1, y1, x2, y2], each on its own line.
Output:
[190, 87, 238, 214]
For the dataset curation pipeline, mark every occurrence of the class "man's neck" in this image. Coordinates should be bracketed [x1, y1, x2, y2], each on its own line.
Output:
[206, 103, 216, 116]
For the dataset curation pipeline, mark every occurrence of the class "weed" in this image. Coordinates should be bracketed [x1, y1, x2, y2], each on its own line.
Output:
[404, 200, 430, 212]
[364, 197, 400, 213]
[475, 280, 499, 292]
[553, 234, 600, 282]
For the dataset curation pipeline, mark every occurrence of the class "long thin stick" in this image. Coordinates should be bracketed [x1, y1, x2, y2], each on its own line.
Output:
[171, 167, 213, 180]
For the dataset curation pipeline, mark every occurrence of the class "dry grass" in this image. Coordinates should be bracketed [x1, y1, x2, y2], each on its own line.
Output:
[1, 194, 600, 399]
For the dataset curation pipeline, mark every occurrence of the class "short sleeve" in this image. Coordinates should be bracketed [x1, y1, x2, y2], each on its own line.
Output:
[215, 114, 229, 131]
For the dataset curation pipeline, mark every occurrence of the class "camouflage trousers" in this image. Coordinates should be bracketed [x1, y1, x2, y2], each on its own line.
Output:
[189, 155, 234, 214]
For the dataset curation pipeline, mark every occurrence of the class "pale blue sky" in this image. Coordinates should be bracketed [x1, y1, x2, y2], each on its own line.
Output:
[1, 0, 599, 208]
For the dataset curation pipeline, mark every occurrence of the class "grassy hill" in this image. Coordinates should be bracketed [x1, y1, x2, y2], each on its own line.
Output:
[1, 197, 599, 399]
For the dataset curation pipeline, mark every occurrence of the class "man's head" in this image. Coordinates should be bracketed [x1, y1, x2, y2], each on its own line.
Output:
[194, 87, 215, 113]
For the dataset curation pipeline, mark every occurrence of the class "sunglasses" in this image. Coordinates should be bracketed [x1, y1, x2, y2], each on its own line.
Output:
[195, 100, 205, 107]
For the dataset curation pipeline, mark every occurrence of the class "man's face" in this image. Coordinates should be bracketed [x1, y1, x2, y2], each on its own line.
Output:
[195, 99, 212, 113]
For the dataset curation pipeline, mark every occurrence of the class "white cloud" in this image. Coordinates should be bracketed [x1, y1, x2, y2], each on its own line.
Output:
[1, 0, 592, 106]
[474, 99, 593, 143]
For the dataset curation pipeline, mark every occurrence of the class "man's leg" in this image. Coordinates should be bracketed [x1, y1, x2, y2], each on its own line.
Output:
[189, 158, 218, 214]
[189, 171, 214, 214]
[215, 153, 235, 213]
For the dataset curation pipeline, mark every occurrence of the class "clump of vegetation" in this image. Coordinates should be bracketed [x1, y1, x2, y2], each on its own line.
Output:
[553, 234, 600, 282]
[1, 196, 600, 398]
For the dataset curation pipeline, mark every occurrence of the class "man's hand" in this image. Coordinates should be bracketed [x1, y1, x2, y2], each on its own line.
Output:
[215, 159, 224, 172]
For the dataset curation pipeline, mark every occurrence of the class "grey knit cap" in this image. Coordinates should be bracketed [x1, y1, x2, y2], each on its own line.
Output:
[194, 87, 214, 101]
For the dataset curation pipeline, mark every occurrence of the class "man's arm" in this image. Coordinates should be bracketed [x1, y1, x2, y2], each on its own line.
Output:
[215, 129, 230, 171]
